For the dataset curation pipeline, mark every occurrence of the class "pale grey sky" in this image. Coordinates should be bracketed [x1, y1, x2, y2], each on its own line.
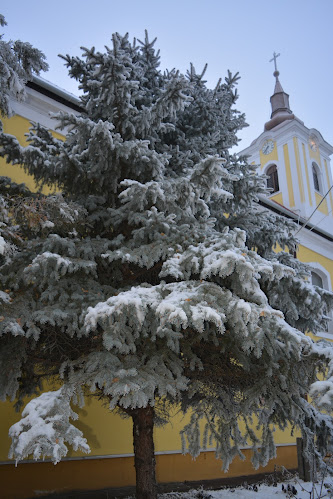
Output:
[2, 0, 333, 151]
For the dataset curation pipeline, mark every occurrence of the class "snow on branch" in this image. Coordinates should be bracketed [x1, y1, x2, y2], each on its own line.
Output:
[9, 385, 90, 464]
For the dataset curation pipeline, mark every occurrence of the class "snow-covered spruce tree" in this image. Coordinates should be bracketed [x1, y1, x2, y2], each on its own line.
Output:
[1, 32, 333, 498]
[0, 14, 51, 266]
[0, 14, 48, 118]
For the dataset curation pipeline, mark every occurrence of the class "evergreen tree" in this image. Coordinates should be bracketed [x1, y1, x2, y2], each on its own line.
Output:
[0, 14, 50, 265]
[1, 30, 333, 499]
[0, 14, 48, 118]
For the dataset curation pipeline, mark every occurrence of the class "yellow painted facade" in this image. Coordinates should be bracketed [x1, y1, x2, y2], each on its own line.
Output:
[297, 246, 333, 289]
[0, 445, 298, 499]
[259, 140, 278, 168]
[308, 144, 321, 164]
[293, 137, 305, 203]
[270, 192, 283, 205]
[283, 143, 295, 207]
[324, 159, 333, 213]
[0, 388, 300, 463]
[302, 142, 313, 206]
[314, 192, 329, 215]
[0, 115, 64, 193]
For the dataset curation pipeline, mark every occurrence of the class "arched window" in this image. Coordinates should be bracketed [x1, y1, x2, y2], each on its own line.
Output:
[312, 162, 322, 193]
[311, 271, 323, 289]
[311, 269, 332, 335]
[266, 164, 279, 193]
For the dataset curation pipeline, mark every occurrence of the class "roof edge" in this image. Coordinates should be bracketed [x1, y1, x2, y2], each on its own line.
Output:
[258, 195, 333, 242]
[28, 75, 83, 112]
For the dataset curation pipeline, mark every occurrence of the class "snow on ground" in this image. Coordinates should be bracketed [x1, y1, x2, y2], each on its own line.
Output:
[155, 478, 333, 498]
[205, 482, 328, 498]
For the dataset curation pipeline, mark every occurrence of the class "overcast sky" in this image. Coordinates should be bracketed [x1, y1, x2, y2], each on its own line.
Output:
[2, 0, 333, 152]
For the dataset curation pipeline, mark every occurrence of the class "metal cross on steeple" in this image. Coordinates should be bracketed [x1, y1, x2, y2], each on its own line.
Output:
[265, 51, 292, 127]
[269, 52, 280, 73]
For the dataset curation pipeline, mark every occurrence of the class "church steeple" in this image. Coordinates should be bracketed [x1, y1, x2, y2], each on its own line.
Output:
[239, 53, 333, 238]
[265, 52, 295, 131]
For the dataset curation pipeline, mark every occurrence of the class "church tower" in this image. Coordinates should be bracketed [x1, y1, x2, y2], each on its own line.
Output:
[240, 54, 333, 335]
[240, 53, 333, 237]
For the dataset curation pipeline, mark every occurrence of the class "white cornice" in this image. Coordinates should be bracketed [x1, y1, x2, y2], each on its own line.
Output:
[32, 75, 81, 107]
[240, 120, 333, 157]
[258, 194, 333, 242]
[10, 86, 79, 131]
[298, 229, 333, 261]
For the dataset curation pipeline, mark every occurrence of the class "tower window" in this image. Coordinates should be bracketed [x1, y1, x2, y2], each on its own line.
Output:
[312, 163, 322, 193]
[266, 164, 279, 193]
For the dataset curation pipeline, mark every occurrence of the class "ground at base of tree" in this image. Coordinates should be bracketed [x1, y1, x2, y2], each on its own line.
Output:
[28, 469, 327, 499]
[28, 471, 333, 499]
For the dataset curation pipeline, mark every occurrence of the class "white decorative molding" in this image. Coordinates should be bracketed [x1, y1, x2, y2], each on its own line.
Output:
[298, 230, 333, 261]
[0, 442, 296, 465]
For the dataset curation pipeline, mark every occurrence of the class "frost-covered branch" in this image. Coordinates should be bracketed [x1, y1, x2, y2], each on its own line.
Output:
[9, 386, 89, 464]
[0, 16, 48, 117]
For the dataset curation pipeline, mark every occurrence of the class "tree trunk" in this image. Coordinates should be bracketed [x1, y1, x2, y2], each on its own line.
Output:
[130, 405, 157, 499]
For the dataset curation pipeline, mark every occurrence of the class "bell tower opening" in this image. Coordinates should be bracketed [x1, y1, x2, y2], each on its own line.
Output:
[312, 162, 322, 193]
[266, 164, 279, 193]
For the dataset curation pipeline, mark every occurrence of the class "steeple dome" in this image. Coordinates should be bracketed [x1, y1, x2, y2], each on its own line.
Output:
[264, 52, 296, 131]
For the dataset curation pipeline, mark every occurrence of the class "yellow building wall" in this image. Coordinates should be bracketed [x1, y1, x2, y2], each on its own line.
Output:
[0, 393, 299, 462]
[302, 142, 313, 207]
[259, 140, 278, 168]
[308, 144, 321, 164]
[0, 445, 298, 499]
[293, 138, 305, 204]
[297, 245, 333, 289]
[0, 387, 300, 497]
[324, 159, 333, 213]
[314, 192, 329, 215]
[0, 114, 64, 192]
[270, 192, 283, 205]
[283, 143, 295, 207]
